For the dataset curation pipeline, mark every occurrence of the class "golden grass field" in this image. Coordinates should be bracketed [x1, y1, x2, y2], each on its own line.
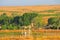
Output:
[0, 5, 60, 23]
[0, 5, 60, 40]
[0, 5, 60, 15]
[0, 30, 60, 40]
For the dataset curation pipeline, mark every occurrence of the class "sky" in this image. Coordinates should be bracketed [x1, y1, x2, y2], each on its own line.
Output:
[0, 0, 60, 6]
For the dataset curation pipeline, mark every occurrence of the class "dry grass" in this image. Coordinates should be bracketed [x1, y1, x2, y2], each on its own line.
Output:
[0, 30, 60, 40]
[0, 5, 60, 15]
[0, 5, 60, 40]
[0, 5, 60, 23]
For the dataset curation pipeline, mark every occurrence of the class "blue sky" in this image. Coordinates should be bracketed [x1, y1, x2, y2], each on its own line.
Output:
[0, 0, 60, 6]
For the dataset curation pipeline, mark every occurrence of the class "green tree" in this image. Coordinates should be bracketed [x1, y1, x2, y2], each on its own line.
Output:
[48, 17, 58, 25]
[1, 24, 7, 30]
[46, 17, 60, 29]
[0, 12, 38, 30]
[22, 12, 38, 26]
[32, 16, 43, 29]
[7, 24, 18, 30]
[0, 13, 9, 25]
[13, 16, 20, 25]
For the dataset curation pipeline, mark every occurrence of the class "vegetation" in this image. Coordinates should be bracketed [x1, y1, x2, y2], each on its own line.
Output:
[45, 17, 60, 29]
[32, 15, 43, 29]
[21, 12, 38, 26]
[44, 10, 57, 13]
[0, 12, 38, 30]
[0, 11, 60, 30]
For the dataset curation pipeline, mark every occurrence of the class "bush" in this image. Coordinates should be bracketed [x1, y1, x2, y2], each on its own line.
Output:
[45, 17, 60, 29]
[1, 25, 7, 30]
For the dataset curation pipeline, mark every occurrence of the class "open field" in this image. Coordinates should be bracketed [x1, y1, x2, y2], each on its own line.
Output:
[0, 5, 60, 23]
[0, 5, 60, 40]
[0, 5, 60, 15]
[0, 30, 60, 40]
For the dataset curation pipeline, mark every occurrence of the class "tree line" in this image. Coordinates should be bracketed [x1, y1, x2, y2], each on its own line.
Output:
[0, 12, 60, 30]
[0, 12, 38, 30]
[45, 17, 60, 29]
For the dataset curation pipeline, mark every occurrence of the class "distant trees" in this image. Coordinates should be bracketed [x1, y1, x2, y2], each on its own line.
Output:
[0, 13, 8, 25]
[0, 12, 38, 30]
[32, 16, 43, 29]
[22, 12, 38, 26]
[45, 17, 60, 29]
[1, 12, 60, 30]
[48, 17, 58, 25]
